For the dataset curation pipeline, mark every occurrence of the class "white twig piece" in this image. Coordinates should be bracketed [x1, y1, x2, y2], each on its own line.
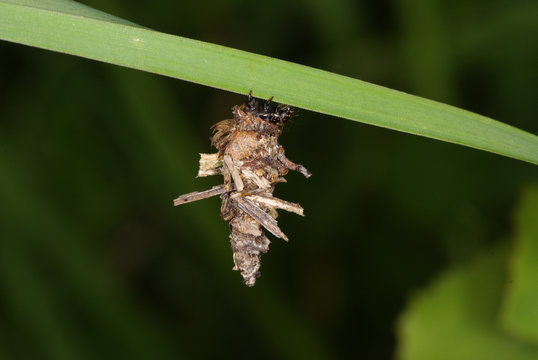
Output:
[240, 169, 271, 189]
[246, 195, 304, 216]
[197, 153, 221, 177]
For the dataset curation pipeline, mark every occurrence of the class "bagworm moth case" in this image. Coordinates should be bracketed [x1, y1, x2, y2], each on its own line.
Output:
[174, 93, 311, 286]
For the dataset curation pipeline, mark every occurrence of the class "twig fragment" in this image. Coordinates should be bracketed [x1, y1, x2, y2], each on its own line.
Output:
[246, 195, 304, 216]
[173, 185, 227, 206]
[223, 155, 244, 191]
[233, 197, 288, 241]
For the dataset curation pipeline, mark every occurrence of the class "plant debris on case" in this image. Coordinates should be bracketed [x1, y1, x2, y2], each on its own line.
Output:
[174, 92, 311, 287]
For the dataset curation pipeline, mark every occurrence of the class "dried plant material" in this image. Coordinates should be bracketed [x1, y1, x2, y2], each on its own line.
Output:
[174, 92, 311, 287]
[223, 155, 244, 191]
[233, 197, 288, 241]
[197, 153, 221, 177]
[173, 185, 228, 206]
[246, 195, 304, 216]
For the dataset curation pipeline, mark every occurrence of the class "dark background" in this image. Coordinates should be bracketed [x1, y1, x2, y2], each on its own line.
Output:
[1, 0, 537, 359]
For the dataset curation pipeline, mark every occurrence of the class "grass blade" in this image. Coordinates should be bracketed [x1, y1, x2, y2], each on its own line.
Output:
[0, 0, 537, 164]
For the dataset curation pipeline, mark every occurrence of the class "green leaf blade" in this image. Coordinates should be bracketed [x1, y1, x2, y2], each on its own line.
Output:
[1, 0, 537, 164]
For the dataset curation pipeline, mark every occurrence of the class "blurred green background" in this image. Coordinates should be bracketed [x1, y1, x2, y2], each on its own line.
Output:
[1, 0, 538, 359]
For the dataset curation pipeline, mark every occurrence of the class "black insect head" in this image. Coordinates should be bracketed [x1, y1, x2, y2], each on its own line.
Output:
[245, 92, 293, 125]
